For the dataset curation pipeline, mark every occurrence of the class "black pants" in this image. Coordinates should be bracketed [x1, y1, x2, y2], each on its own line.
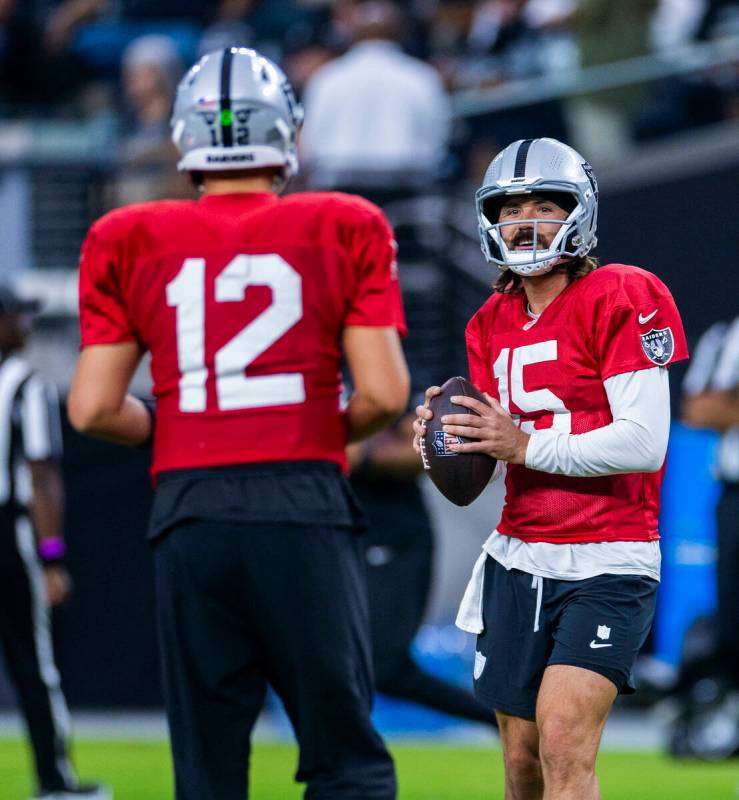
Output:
[153, 519, 396, 800]
[354, 477, 495, 726]
[716, 483, 739, 682]
[0, 514, 75, 793]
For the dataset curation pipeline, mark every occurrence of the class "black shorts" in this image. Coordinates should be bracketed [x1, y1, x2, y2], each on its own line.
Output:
[473, 556, 658, 720]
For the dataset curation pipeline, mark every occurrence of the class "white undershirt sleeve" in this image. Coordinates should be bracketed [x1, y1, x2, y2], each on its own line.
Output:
[524, 366, 670, 477]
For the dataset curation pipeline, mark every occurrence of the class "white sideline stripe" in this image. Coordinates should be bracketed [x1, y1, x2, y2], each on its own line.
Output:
[15, 516, 77, 786]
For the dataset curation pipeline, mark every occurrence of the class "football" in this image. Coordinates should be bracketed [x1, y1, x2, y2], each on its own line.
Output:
[420, 376, 497, 506]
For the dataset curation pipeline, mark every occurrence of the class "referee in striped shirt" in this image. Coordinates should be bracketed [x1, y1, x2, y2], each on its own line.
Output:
[0, 286, 108, 800]
[683, 315, 739, 689]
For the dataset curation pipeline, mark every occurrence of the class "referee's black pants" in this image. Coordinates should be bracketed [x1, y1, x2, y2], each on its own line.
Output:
[0, 513, 75, 793]
[154, 519, 396, 800]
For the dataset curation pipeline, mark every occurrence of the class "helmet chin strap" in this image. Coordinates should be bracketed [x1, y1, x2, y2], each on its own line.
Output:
[501, 254, 570, 278]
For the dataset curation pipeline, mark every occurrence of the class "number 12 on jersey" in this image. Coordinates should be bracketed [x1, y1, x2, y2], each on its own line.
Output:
[166, 254, 305, 412]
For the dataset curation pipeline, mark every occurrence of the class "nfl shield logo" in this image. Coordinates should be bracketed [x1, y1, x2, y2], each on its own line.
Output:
[640, 327, 675, 365]
[433, 430, 462, 457]
[597, 625, 611, 641]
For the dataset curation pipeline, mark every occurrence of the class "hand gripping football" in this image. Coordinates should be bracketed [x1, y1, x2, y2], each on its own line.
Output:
[420, 377, 497, 506]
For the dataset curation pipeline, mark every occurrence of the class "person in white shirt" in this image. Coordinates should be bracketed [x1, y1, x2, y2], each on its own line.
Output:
[300, 0, 450, 194]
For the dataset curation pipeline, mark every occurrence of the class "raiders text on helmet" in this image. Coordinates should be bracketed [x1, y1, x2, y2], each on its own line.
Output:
[171, 47, 303, 180]
[476, 138, 598, 277]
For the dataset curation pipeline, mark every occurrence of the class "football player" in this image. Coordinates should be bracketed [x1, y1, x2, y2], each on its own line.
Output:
[413, 138, 688, 799]
[68, 48, 409, 800]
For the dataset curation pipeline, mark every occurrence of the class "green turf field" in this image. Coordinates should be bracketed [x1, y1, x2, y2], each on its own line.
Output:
[1, 738, 737, 799]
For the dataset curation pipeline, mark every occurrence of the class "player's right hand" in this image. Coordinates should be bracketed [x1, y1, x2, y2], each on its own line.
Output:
[412, 386, 442, 454]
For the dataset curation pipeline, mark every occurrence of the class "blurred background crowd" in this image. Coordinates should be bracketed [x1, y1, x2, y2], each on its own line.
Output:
[0, 0, 738, 765]
[1, 0, 738, 201]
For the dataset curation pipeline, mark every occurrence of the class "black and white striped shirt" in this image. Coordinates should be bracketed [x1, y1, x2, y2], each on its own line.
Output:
[0, 355, 62, 511]
[683, 317, 739, 483]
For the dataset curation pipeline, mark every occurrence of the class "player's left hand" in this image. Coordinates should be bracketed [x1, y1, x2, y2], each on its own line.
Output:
[43, 565, 72, 607]
[441, 394, 530, 465]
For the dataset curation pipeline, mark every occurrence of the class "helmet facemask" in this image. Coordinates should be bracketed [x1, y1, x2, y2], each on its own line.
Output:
[477, 187, 593, 277]
[475, 138, 599, 278]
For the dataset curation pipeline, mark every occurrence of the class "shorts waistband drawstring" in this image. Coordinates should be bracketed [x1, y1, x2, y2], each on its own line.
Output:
[531, 575, 543, 632]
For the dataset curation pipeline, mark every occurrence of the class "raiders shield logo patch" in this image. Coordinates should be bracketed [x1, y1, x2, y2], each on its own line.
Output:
[640, 327, 675, 365]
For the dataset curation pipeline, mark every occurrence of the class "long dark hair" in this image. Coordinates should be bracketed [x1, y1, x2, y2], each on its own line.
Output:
[492, 256, 600, 294]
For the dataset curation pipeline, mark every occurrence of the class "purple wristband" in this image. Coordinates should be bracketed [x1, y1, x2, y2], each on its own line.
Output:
[38, 538, 66, 562]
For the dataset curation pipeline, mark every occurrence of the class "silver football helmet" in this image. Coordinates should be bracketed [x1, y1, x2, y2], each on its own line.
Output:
[476, 138, 598, 277]
[171, 47, 303, 180]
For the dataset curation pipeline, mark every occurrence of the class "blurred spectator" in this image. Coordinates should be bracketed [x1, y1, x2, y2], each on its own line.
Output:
[113, 0, 220, 22]
[636, 0, 739, 140]
[119, 35, 181, 164]
[197, 0, 321, 64]
[682, 317, 739, 691]
[633, 70, 729, 141]
[455, 0, 572, 184]
[465, 0, 546, 81]
[66, 0, 220, 77]
[111, 34, 191, 205]
[279, 3, 347, 95]
[0, 0, 104, 113]
[650, 0, 706, 50]
[568, 0, 660, 164]
[696, 0, 739, 38]
[197, 1, 257, 58]
[300, 0, 450, 200]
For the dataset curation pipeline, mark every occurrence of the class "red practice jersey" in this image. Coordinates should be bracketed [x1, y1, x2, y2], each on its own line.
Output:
[466, 264, 688, 545]
[79, 192, 406, 476]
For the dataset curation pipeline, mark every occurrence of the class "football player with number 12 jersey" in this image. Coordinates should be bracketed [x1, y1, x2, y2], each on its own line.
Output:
[414, 138, 687, 800]
[69, 48, 408, 800]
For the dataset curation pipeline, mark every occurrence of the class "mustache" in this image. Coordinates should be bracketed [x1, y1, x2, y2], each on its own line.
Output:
[511, 229, 545, 247]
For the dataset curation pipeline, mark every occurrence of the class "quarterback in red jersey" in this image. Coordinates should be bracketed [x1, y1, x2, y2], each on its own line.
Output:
[414, 138, 687, 800]
[69, 48, 408, 800]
